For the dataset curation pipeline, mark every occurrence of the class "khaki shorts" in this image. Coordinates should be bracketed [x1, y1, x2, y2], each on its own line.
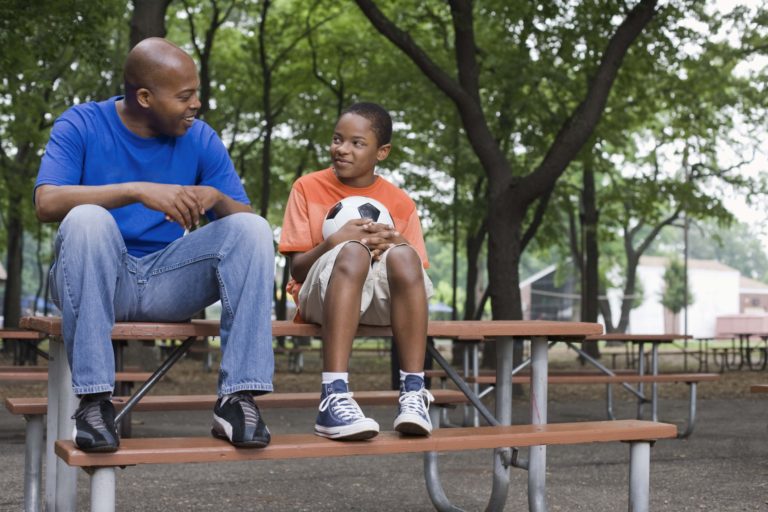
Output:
[298, 241, 434, 326]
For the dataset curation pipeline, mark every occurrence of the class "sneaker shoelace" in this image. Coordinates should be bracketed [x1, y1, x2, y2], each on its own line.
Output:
[227, 394, 259, 427]
[398, 388, 435, 416]
[72, 401, 107, 430]
[319, 392, 366, 422]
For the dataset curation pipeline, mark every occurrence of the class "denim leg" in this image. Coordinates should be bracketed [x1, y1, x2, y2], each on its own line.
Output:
[136, 212, 274, 395]
[51, 205, 136, 395]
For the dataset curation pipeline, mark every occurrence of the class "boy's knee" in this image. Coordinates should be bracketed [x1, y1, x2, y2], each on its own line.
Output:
[386, 245, 422, 283]
[333, 242, 370, 277]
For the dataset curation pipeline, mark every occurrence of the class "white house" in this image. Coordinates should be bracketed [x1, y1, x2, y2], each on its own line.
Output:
[627, 256, 740, 337]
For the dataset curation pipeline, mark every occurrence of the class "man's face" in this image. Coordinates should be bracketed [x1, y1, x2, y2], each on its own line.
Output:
[330, 113, 390, 188]
[145, 57, 201, 137]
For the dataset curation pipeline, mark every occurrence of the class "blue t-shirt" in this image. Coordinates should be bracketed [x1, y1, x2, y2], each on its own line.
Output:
[35, 96, 250, 257]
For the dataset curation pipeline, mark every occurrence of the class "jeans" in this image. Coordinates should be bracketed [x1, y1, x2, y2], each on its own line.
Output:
[50, 205, 275, 396]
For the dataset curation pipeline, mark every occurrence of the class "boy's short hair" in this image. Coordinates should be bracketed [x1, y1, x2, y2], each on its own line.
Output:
[341, 102, 392, 146]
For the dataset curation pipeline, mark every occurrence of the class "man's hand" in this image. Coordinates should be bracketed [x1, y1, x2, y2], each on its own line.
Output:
[137, 183, 206, 230]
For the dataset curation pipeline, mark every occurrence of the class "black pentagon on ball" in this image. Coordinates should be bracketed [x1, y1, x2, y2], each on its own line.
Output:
[357, 203, 381, 222]
[325, 201, 344, 220]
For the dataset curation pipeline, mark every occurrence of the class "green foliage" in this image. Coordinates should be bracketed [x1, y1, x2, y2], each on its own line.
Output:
[660, 257, 693, 314]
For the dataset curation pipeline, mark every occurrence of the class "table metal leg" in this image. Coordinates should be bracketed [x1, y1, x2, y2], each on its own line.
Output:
[651, 343, 659, 422]
[529, 336, 548, 512]
[45, 340, 60, 512]
[52, 338, 78, 512]
[24, 414, 43, 512]
[636, 342, 645, 419]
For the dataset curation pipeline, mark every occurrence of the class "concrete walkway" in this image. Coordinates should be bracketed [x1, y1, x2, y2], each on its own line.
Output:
[1, 394, 766, 511]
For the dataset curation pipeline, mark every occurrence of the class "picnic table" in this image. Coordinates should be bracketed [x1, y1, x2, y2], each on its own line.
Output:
[20, 317, 685, 512]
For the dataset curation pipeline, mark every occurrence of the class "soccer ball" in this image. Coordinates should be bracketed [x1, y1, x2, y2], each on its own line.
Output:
[322, 196, 394, 239]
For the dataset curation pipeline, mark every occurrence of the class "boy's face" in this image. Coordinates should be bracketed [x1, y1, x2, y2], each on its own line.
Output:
[330, 113, 391, 188]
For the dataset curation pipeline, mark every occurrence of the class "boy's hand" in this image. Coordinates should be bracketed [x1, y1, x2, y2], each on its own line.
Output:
[361, 221, 403, 261]
[328, 218, 378, 246]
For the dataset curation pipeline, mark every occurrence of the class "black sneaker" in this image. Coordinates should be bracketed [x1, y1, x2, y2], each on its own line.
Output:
[71, 396, 119, 453]
[212, 392, 271, 448]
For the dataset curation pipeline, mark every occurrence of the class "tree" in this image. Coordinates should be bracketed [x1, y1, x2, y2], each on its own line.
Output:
[660, 257, 693, 333]
[0, 0, 124, 328]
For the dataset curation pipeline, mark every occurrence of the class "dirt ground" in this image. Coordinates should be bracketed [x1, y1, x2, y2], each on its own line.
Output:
[1, 343, 767, 511]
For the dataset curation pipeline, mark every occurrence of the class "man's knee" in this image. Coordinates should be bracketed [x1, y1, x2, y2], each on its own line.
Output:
[59, 205, 119, 244]
[221, 212, 272, 245]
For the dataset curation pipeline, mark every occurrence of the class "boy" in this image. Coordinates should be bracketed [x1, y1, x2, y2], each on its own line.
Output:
[278, 102, 434, 440]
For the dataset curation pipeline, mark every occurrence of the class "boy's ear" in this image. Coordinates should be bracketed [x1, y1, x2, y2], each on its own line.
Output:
[136, 87, 152, 109]
[376, 143, 392, 161]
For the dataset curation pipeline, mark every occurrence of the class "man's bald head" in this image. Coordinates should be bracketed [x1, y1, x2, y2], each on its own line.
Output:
[124, 38, 196, 98]
[119, 37, 201, 138]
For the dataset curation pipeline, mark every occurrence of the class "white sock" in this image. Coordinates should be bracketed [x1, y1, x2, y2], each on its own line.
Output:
[399, 370, 425, 382]
[322, 372, 349, 384]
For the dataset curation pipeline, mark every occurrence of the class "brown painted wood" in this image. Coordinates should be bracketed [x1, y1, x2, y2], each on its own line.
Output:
[467, 373, 720, 385]
[0, 329, 45, 340]
[585, 333, 689, 343]
[0, 371, 153, 383]
[751, 384, 768, 394]
[5, 389, 469, 416]
[54, 419, 676, 467]
[21, 316, 603, 340]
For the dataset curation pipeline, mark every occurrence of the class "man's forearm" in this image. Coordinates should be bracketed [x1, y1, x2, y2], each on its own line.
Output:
[208, 192, 253, 218]
[35, 183, 141, 222]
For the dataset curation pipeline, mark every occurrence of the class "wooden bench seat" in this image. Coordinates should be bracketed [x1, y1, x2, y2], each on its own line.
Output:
[451, 372, 717, 439]
[56, 419, 676, 511]
[0, 371, 153, 383]
[464, 372, 720, 385]
[751, 384, 768, 394]
[6, 389, 468, 511]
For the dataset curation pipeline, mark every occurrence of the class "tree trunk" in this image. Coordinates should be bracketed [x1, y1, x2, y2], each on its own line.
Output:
[130, 0, 171, 48]
[581, 166, 601, 358]
[3, 203, 23, 329]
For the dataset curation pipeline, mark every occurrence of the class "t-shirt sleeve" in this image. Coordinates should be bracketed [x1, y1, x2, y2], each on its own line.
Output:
[35, 111, 87, 202]
[197, 124, 249, 206]
[278, 184, 314, 254]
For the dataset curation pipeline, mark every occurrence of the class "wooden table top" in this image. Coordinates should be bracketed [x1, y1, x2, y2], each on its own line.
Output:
[21, 316, 602, 341]
[584, 333, 690, 343]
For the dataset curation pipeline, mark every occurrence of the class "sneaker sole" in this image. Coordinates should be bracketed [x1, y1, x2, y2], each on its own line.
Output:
[72, 426, 119, 452]
[211, 428, 270, 448]
[394, 415, 432, 436]
[314, 420, 380, 441]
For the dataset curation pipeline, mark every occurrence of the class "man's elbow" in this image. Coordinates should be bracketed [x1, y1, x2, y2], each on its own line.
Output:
[34, 189, 58, 223]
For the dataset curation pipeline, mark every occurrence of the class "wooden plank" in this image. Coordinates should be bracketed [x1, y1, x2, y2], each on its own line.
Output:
[55, 419, 676, 467]
[5, 389, 469, 415]
[467, 373, 720, 385]
[0, 371, 153, 383]
[21, 316, 603, 341]
[0, 329, 46, 340]
[751, 384, 768, 394]
[585, 333, 687, 343]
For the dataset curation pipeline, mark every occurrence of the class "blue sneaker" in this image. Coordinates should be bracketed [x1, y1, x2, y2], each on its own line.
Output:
[394, 375, 434, 436]
[314, 380, 379, 440]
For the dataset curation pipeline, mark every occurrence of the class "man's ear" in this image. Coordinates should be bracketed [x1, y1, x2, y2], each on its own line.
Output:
[136, 88, 152, 109]
[376, 144, 392, 161]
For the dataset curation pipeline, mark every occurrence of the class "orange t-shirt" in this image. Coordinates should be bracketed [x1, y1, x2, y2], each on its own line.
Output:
[278, 168, 429, 306]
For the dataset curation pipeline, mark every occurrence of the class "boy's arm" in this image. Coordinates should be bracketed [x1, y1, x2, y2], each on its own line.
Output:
[288, 219, 391, 282]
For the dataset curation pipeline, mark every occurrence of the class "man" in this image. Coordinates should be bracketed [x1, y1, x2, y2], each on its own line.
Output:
[35, 38, 274, 452]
